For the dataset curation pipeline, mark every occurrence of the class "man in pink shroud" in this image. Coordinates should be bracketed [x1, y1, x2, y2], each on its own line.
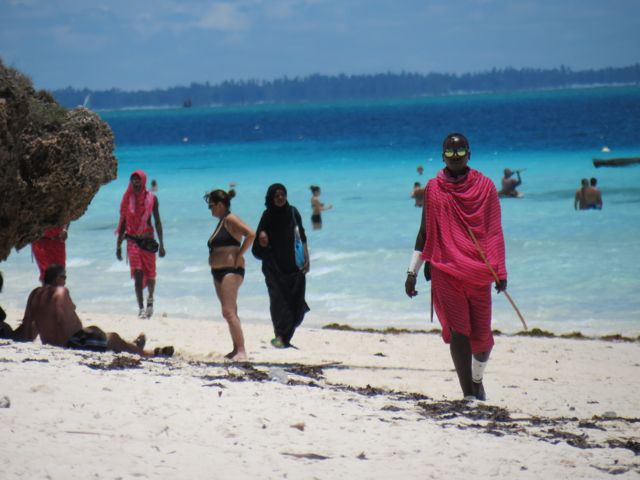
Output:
[31, 225, 69, 283]
[116, 170, 165, 319]
[405, 133, 507, 401]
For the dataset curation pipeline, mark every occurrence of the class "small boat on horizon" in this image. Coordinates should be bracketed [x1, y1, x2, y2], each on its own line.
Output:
[593, 157, 640, 168]
[78, 94, 91, 108]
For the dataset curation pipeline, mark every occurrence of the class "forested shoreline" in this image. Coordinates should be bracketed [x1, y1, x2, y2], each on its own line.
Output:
[52, 64, 640, 110]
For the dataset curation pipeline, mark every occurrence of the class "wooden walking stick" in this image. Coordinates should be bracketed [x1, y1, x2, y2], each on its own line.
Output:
[430, 285, 434, 323]
[466, 226, 528, 330]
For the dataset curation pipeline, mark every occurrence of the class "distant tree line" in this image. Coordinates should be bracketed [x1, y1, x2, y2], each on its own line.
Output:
[53, 64, 640, 110]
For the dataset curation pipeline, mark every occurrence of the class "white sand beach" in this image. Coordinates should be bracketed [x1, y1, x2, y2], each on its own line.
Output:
[0, 309, 638, 479]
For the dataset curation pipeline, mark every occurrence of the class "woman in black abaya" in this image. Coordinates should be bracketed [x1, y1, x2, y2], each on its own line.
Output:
[252, 184, 310, 348]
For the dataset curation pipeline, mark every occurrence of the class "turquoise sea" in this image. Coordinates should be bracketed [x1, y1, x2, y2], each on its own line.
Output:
[2, 87, 640, 335]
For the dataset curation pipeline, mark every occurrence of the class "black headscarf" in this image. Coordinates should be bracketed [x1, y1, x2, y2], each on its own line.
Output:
[265, 183, 288, 209]
[264, 182, 294, 231]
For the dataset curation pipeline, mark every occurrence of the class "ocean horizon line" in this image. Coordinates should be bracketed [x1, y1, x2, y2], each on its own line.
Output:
[81, 83, 640, 114]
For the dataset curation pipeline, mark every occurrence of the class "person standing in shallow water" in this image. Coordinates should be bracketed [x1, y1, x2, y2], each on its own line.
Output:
[574, 178, 589, 210]
[310, 185, 332, 230]
[252, 184, 310, 348]
[498, 168, 522, 197]
[411, 182, 424, 207]
[205, 188, 255, 361]
[405, 133, 508, 401]
[116, 170, 165, 319]
[584, 177, 603, 210]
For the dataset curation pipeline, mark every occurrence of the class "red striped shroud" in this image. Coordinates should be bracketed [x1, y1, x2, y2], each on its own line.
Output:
[422, 168, 507, 285]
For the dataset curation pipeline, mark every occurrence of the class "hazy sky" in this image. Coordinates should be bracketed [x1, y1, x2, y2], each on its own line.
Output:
[1, 0, 639, 91]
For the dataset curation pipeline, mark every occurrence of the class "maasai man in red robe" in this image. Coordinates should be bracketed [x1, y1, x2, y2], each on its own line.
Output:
[405, 133, 507, 401]
[32, 225, 69, 283]
[116, 170, 165, 318]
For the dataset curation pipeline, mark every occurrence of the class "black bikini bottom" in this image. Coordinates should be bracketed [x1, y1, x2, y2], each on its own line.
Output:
[211, 267, 245, 283]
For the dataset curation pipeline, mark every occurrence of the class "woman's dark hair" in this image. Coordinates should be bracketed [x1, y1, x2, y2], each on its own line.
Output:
[310, 185, 320, 194]
[204, 189, 236, 209]
[43, 264, 65, 286]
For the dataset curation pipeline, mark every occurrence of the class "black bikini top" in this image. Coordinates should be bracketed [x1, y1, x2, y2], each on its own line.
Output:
[208, 217, 241, 252]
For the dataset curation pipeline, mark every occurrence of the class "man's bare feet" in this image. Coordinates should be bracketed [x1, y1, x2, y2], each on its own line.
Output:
[225, 350, 247, 361]
[134, 333, 146, 349]
[153, 346, 174, 357]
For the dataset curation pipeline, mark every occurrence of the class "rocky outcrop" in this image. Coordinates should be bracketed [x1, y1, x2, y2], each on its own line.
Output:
[0, 60, 117, 261]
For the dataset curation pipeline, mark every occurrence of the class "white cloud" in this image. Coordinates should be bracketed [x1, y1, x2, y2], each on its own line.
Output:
[263, 0, 296, 20]
[195, 3, 251, 32]
[7, 0, 36, 5]
[48, 25, 109, 53]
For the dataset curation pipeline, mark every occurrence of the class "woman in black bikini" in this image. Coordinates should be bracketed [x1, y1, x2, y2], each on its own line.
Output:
[205, 189, 255, 361]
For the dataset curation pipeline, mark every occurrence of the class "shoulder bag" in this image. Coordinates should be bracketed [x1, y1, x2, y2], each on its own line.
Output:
[291, 208, 305, 269]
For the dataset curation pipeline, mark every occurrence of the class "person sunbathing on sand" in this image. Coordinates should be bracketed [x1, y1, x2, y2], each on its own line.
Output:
[15, 264, 173, 357]
[0, 271, 9, 338]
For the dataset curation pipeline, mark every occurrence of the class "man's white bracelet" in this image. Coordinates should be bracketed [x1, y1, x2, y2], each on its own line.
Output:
[407, 250, 424, 276]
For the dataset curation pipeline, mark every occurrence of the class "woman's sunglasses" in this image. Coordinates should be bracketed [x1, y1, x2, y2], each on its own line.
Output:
[443, 148, 468, 158]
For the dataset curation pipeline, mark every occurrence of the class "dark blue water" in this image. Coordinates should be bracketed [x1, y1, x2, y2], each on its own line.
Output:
[2, 87, 639, 334]
[103, 87, 640, 152]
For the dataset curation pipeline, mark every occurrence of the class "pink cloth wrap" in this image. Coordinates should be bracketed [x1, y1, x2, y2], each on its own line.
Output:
[422, 168, 506, 353]
[431, 267, 494, 353]
[116, 170, 157, 286]
[126, 242, 156, 285]
[116, 170, 155, 237]
[422, 168, 506, 284]
[32, 227, 66, 282]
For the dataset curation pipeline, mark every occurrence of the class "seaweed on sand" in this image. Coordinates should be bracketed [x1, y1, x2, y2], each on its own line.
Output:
[323, 323, 439, 335]
[84, 356, 142, 370]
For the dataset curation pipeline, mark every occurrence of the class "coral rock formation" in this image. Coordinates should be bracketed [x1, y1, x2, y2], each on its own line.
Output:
[0, 60, 117, 261]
